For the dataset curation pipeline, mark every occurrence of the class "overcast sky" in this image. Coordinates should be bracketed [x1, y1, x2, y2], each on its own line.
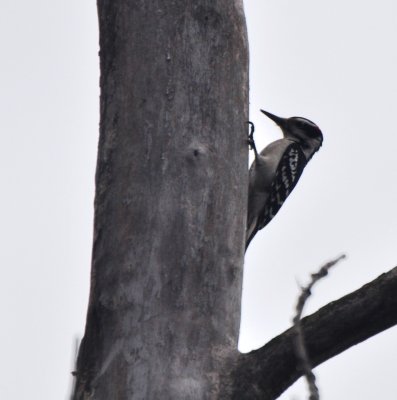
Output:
[1, 1, 397, 399]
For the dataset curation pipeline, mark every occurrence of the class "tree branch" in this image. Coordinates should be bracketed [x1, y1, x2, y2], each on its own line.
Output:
[292, 254, 346, 400]
[231, 266, 397, 400]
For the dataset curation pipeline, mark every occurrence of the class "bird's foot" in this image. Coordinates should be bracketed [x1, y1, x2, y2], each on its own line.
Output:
[247, 121, 255, 150]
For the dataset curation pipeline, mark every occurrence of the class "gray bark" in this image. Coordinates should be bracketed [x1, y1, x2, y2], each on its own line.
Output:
[73, 1, 249, 399]
[72, 1, 397, 399]
[231, 267, 397, 399]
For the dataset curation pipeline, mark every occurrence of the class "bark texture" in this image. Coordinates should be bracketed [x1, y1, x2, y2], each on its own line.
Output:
[231, 266, 397, 399]
[71, 1, 397, 399]
[73, 1, 248, 399]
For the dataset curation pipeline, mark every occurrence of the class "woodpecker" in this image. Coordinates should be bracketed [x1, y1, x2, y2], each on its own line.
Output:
[246, 110, 323, 249]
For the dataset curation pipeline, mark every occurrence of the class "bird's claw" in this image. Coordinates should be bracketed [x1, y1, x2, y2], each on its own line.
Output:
[247, 138, 255, 149]
[247, 121, 255, 150]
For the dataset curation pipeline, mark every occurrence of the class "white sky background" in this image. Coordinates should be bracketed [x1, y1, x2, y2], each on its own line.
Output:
[1, 1, 397, 399]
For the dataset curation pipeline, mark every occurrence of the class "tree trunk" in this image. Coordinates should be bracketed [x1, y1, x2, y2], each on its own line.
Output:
[73, 1, 249, 399]
[71, 2, 397, 399]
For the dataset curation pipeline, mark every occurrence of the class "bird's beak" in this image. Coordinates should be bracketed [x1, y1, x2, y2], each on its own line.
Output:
[260, 110, 287, 128]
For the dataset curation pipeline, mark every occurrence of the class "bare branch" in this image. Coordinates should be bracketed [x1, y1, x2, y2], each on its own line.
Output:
[231, 266, 397, 400]
[292, 255, 346, 400]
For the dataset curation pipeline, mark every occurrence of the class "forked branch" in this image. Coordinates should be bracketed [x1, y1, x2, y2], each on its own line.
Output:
[231, 266, 397, 400]
[293, 254, 346, 400]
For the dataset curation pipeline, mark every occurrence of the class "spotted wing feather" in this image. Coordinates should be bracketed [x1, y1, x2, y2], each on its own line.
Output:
[246, 143, 307, 248]
[259, 143, 306, 228]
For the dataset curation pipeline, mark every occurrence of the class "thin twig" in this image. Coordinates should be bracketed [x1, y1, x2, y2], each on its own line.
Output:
[292, 254, 346, 400]
[69, 336, 80, 400]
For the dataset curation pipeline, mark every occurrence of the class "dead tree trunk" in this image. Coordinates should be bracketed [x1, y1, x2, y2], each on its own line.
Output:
[73, 1, 249, 399]
[72, 2, 397, 399]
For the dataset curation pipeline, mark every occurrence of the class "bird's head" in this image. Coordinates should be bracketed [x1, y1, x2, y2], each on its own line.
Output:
[261, 109, 323, 158]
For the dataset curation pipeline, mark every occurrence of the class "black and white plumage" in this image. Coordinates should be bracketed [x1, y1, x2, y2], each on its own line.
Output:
[246, 110, 323, 249]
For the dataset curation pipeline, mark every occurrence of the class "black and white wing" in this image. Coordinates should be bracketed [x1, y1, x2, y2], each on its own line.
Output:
[246, 143, 307, 249]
